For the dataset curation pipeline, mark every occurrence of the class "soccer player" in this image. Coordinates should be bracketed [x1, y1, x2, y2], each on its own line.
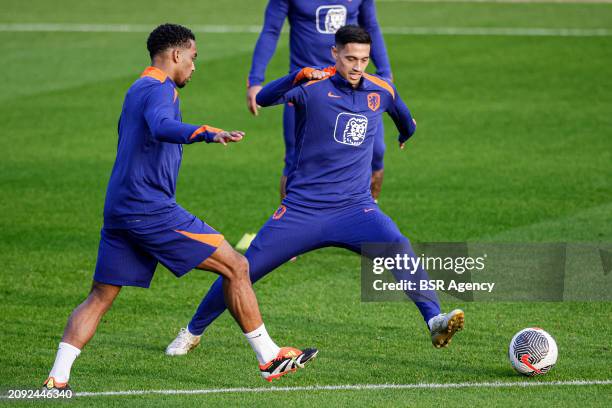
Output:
[246, 0, 392, 201]
[42, 24, 317, 390]
[167, 25, 464, 357]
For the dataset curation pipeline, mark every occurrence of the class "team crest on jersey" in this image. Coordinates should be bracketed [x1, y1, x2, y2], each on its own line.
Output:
[316, 5, 347, 34]
[334, 113, 369, 147]
[367, 93, 380, 112]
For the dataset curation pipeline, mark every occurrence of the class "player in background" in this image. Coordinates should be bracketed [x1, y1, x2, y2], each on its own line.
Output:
[246, 0, 392, 201]
[167, 25, 464, 357]
[42, 24, 317, 390]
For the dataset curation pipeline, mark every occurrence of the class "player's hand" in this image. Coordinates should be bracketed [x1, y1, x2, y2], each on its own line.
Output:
[307, 69, 330, 80]
[399, 118, 417, 150]
[213, 130, 245, 145]
[246, 85, 262, 116]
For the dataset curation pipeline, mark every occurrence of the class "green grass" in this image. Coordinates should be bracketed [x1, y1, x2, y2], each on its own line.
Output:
[1, 0, 611, 406]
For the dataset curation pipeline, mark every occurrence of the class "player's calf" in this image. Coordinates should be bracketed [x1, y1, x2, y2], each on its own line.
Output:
[43, 282, 121, 391]
[198, 244, 262, 333]
[62, 282, 121, 348]
[193, 243, 319, 381]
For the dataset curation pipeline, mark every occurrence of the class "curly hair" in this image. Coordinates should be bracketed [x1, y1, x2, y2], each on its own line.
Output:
[146, 23, 196, 59]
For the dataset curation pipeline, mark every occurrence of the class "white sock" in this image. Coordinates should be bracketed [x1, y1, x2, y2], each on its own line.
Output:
[49, 342, 81, 383]
[244, 324, 280, 365]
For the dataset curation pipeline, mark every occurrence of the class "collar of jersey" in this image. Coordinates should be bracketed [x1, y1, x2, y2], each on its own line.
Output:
[330, 72, 368, 93]
[140, 66, 176, 87]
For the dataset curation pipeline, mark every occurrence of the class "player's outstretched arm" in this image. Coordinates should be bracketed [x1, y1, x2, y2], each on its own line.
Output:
[256, 68, 329, 107]
[247, 0, 289, 116]
[143, 85, 232, 145]
[386, 86, 417, 149]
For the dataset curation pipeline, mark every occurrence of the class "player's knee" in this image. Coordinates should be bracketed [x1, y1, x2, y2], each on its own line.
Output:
[226, 254, 250, 283]
[89, 282, 119, 307]
[391, 234, 410, 248]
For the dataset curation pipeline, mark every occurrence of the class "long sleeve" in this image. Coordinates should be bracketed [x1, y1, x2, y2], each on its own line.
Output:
[247, 0, 289, 87]
[256, 68, 316, 107]
[386, 86, 416, 143]
[359, 0, 392, 80]
[144, 85, 222, 144]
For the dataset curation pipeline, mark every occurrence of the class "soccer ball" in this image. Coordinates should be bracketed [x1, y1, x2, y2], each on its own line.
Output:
[508, 328, 558, 376]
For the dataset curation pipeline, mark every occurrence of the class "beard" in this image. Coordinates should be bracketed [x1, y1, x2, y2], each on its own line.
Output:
[176, 74, 192, 89]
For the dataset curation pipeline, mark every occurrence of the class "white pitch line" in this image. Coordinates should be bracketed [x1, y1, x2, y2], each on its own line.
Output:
[0, 23, 610, 37]
[0, 23, 263, 33]
[378, 0, 612, 4]
[67, 380, 612, 398]
[381, 26, 612, 36]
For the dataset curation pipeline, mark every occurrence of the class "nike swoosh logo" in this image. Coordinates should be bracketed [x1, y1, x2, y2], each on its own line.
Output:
[327, 91, 341, 98]
[520, 354, 542, 374]
[364, 208, 375, 213]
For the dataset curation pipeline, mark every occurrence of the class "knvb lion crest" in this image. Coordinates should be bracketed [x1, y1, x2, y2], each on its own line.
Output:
[367, 93, 380, 112]
[334, 113, 369, 147]
[316, 5, 347, 34]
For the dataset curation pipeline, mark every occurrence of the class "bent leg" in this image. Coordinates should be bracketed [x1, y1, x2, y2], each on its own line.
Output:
[188, 205, 322, 335]
[196, 240, 262, 333]
[329, 205, 441, 325]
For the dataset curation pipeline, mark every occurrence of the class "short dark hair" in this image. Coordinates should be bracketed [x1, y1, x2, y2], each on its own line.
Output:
[147, 23, 195, 59]
[335, 25, 371, 48]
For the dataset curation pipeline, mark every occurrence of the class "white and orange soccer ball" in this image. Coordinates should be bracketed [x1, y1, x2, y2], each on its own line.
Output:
[509, 328, 558, 376]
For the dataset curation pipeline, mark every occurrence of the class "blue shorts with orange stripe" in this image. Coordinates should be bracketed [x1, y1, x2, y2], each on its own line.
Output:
[94, 210, 222, 288]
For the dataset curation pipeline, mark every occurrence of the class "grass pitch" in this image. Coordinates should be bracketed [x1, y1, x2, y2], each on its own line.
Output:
[1, 1, 611, 406]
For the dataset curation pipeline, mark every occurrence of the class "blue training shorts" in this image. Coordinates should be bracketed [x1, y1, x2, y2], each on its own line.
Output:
[94, 212, 223, 288]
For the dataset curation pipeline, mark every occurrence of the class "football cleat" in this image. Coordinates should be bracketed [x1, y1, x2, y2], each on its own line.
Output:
[259, 347, 318, 382]
[42, 377, 70, 391]
[165, 327, 201, 356]
[430, 309, 465, 348]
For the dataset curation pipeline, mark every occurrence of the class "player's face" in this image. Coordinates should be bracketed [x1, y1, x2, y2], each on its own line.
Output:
[332, 43, 371, 87]
[175, 39, 197, 88]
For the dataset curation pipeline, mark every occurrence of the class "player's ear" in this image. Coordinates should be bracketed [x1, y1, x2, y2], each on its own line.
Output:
[172, 48, 180, 64]
[331, 46, 338, 61]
